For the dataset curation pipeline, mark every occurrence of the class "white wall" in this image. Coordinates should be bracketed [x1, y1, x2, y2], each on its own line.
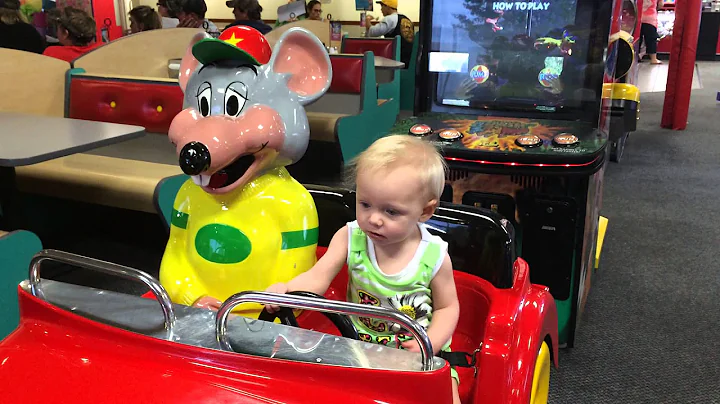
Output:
[134, 0, 419, 35]
[132, 0, 420, 22]
[252, 0, 419, 22]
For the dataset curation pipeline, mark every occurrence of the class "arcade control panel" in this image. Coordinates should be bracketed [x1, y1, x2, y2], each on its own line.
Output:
[390, 113, 608, 316]
[390, 113, 608, 170]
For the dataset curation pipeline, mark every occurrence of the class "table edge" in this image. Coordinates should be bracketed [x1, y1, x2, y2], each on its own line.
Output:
[0, 129, 147, 167]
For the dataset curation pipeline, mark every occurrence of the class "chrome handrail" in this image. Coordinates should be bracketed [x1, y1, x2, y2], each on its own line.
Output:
[28, 249, 175, 333]
[216, 291, 435, 371]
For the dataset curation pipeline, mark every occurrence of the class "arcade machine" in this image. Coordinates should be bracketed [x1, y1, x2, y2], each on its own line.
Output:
[657, 0, 720, 61]
[656, 0, 676, 55]
[389, 0, 633, 347]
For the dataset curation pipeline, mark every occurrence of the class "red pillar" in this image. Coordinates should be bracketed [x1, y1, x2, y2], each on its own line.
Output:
[661, 0, 702, 130]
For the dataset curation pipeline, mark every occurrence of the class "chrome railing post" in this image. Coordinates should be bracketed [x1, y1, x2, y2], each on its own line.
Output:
[216, 291, 435, 371]
[28, 249, 175, 333]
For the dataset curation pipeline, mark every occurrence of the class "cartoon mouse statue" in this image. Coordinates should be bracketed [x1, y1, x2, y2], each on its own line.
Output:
[159, 25, 332, 317]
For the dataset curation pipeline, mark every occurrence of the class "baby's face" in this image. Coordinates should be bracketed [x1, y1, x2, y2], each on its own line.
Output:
[355, 165, 434, 246]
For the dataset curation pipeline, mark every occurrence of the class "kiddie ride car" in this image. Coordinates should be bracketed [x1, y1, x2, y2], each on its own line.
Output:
[0, 26, 558, 404]
[0, 187, 557, 404]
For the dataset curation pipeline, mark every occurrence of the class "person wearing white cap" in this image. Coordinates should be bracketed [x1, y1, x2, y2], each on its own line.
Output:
[365, 0, 414, 67]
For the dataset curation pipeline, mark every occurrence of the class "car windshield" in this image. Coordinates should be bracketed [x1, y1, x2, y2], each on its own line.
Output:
[22, 279, 444, 372]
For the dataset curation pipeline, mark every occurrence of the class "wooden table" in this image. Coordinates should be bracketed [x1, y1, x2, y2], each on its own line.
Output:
[0, 112, 145, 230]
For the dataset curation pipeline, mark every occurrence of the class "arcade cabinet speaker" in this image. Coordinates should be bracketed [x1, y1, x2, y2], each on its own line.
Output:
[520, 195, 577, 300]
[441, 184, 453, 203]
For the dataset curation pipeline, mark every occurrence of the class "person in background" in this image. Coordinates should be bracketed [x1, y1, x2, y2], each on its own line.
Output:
[157, 0, 179, 28]
[365, 0, 414, 68]
[0, 0, 45, 53]
[306, 0, 322, 20]
[176, 0, 219, 36]
[640, 0, 663, 64]
[274, 0, 323, 28]
[129, 6, 162, 33]
[43, 7, 101, 62]
[225, 0, 271, 34]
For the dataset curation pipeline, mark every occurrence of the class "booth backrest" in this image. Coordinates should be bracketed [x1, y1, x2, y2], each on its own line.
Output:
[341, 37, 395, 60]
[328, 55, 364, 94]
[266, 19, 332, 49]
[67, 72, 183, 134]
[340, 37, 401, 116]
[0, 49, 69, 117]
[305, 54, 370, 115]
[0, 230, 43, 340]
[72, 28, 202, 78]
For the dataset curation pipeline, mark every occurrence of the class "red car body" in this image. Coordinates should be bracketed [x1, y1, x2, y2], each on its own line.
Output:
[0, 246, 557, 404]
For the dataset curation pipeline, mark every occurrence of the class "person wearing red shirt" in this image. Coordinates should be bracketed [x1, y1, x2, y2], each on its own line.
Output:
[640, 0, 664, 64]
[43, 7, 102, 63]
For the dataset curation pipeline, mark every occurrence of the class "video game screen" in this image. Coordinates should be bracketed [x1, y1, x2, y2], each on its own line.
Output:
[428, 0, 602, 116]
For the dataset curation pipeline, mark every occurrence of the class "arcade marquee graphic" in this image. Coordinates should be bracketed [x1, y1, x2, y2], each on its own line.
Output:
[454, 0, 578, 40]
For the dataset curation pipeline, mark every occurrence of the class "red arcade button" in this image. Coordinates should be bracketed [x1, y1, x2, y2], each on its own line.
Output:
[516, 134, 542, 148]
[553, 133, 579, 147]
[409, 124, 433, 136]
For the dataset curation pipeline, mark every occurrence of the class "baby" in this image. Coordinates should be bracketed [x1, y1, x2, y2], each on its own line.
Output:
[266, 134, 461, 403]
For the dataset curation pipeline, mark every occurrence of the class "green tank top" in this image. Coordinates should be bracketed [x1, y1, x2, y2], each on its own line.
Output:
[346, 221, 451, 351]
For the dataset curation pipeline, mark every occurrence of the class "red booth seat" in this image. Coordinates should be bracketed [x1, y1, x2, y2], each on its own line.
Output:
[15, 73, 184, 213]
[328, 55, 364, 94]
[341, 37, 395, 60]
[306, 54, 376, 143]
[68, 74, 184, 134]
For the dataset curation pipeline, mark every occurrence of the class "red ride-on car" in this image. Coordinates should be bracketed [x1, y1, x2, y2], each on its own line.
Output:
[0, 184, 558, 404]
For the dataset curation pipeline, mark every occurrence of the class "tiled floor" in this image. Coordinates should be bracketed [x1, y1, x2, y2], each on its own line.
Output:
[636, 62, 703, 93]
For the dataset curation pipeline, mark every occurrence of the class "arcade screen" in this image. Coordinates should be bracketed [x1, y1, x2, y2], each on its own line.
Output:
[427, 0, 604, 116]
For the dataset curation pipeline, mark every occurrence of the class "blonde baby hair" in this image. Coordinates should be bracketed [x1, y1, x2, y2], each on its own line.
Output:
[347, 135, 448, 201]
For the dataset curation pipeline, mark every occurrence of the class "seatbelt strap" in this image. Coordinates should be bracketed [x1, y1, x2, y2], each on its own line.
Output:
[438, 348, 482, 377]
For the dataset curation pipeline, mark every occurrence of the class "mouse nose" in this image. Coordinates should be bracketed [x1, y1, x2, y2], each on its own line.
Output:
[179, 141, 211, 175]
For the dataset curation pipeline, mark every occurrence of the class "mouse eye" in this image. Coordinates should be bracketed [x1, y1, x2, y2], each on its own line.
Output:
[197, 87, 211, 117]
[224, 83, 248, 118]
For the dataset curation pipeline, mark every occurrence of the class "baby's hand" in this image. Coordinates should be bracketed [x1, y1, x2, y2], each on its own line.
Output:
[192, 295, 223, 311]
[400, 338, 421, 353]
[264, 283, 289, 313]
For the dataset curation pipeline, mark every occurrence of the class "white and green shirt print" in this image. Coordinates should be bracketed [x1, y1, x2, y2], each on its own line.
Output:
[345, 220, 451, 351]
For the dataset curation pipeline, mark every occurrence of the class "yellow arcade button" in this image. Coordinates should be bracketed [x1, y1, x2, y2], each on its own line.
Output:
[157, 105, 163, 113]
[110, 101, 116, 108]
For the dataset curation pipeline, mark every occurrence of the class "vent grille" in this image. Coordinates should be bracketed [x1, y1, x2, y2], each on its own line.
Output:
[510, 175, 545, 191]
[447, 169, 469, 182]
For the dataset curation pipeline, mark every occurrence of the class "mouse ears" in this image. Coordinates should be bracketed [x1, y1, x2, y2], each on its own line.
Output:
[177, 30, 212, 92]
[265, 27, 332, 105]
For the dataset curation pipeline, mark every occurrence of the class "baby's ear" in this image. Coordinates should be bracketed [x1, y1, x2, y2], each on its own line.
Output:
[420, 199, 439, 222]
